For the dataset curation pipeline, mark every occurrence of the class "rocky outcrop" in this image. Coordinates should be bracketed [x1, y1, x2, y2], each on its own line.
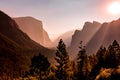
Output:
[86, 18, 120, 54]
[14, 17, 52, 47]
[69, 21, 101, 58]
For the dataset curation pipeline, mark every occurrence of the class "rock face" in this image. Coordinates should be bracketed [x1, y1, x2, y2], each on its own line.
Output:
[14, 17, 52, 47]
[69, 21, 101, 58]
[53, 30, 75, 47]
[86, 19, 120, 54]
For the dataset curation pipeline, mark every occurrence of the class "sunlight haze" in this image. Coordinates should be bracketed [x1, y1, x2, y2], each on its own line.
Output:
[108, 1, 120, 15]
[0, 0, 120, 40]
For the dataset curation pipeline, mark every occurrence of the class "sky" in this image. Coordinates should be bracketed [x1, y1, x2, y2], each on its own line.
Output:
[0, 0, 120, 40]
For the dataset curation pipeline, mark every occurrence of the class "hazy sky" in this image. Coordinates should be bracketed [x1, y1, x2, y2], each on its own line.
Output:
[0, 0, 120, 40]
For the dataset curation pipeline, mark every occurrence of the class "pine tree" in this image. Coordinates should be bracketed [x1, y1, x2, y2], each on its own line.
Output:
[77, 41, 87, 80]
[87, 47, 106, 80]
[55, 39, 71, 80]
[112, 40, 119, 48]
[29, 53, 50, 80]
[112, 40, 120, 65]
[104, 40, 118, 68]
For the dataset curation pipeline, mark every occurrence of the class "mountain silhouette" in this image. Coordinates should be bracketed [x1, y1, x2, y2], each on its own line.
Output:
[69, 21, 101, 58]
[86, 18, 120, 54]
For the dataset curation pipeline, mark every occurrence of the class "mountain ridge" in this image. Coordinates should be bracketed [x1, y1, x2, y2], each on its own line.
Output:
[68, 21, 101, 58]
[86, 18, 120, 54]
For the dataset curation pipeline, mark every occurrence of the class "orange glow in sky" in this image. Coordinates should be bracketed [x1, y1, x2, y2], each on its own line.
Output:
[108, 1, 120, 15]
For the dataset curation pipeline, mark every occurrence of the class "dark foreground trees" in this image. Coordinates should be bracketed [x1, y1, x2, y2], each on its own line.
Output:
[29, 53, 50, 80]
[27, 40, 120, 80]
[87, 47, 106, 80]
[19, 40, 120, 80]
[87, 40, 120, 80]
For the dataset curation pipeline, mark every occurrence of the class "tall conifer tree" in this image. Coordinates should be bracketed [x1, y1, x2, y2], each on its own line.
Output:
[55, 39, 71, 80]
[77, 41, 87, 80]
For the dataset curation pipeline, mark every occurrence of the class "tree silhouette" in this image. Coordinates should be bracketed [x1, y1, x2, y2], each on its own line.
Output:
[77, 41, 87, 80]
[112, 40, 120, 65]
[87, 47, 106, 80]
[112, 40, 119, 48]
[29, 53, 50, 80]
[104, 45, 117, 68]
[55, 39, 71, 80]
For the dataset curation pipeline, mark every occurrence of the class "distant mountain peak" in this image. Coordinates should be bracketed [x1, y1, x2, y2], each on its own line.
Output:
[74, 30, 80, 34]
[69, 21, 101, 59]
[14, 16, 52, 47]
[93, 21, 101, 23]
[84, 21, 100, 25]
[16, 16, 41, 21]
[53, 30, 75, 47]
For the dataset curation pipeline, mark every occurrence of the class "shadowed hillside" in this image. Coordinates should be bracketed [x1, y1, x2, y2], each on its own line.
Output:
[0, 10, 55, 79]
